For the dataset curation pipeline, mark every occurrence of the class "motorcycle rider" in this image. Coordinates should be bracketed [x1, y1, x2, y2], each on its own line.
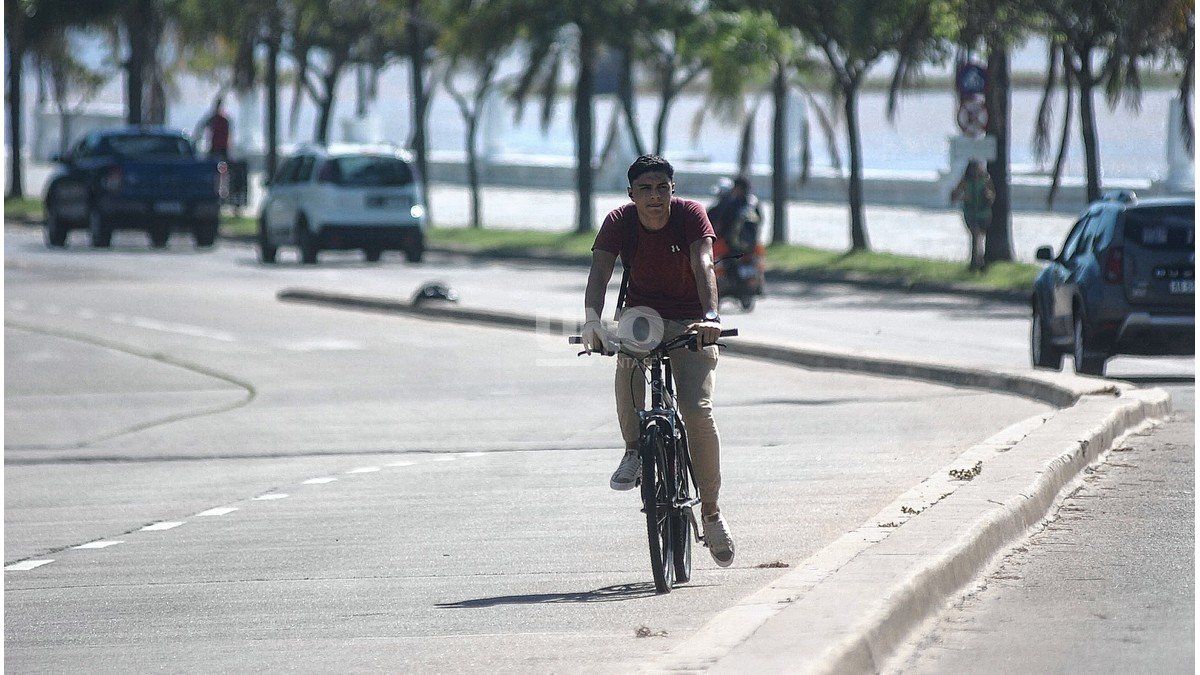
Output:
[707, 175, 761, 254]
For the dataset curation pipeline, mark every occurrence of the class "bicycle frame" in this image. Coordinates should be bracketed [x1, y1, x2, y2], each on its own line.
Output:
[638, 350, 701, 533]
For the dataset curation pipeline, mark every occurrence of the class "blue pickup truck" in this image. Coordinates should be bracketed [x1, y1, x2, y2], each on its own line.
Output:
[43, 127, 222, 248]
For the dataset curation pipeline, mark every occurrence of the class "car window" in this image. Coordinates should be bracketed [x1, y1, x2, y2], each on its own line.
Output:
[329, 155, 415, 187]
[1090, 208, 1118, 251]
[273, 157, 302, 185]
[96, 134, 193, 157]
[1060, 214, 1090, 260]
[1123, 205, 1195, 251]
[295, 155, 316, 182]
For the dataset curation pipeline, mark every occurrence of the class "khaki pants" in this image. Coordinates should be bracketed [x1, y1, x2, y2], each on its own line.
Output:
[615, 319, 722, 504]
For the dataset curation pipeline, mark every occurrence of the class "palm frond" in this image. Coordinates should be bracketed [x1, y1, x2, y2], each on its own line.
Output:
[538, 47, 563, 133]
[1033, 39, 1060, 162]
[799, 86, 841, 173]
[1047, 46, 1075, 208]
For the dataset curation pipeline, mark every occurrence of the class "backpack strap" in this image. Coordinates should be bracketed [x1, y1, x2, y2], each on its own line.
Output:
[614, 218, 638, 320]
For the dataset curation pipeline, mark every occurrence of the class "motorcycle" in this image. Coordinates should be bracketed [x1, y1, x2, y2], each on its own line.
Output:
[709, 183, 766, 312]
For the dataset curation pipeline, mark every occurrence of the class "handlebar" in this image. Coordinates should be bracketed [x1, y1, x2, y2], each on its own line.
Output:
[568, 328, 737, 356]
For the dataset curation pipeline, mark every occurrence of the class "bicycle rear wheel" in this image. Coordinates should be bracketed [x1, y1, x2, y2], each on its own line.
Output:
[641, 425, 674, 594]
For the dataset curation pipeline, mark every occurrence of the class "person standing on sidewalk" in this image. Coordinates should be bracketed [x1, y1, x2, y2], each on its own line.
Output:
[950, 161, 995, 271]
[580, 154, 735, 567]
[196, 97, 232, 161]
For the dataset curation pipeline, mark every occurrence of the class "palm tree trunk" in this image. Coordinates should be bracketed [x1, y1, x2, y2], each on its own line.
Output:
[466, 111, 482, 228]
[984, 43, 1013, 263]
[7, 42, 25, 198]
[314, 60, 344, 145]
[574, 30, 596, 234]
[124, 0, 153, 125]
[737, 106, 755, 175]
[408, 0, 431, 219]
[653, 80, 673, 156]
[617, 41, 645, 156]
[265, 22, 280, 178]
[1076, 58, 1102, 202]
[770, 62, 788, 245]
[843, 81, 869, 251]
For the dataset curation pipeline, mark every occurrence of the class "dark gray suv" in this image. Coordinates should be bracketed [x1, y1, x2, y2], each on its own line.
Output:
[1031, 193, 1194, 376]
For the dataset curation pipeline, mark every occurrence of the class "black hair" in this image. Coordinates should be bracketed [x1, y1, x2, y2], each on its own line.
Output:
[627, 154, 674, 185]
[732, 174, 750, 191]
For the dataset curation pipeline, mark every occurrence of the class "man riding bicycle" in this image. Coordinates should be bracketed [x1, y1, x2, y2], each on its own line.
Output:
[581, 154, 734, 567]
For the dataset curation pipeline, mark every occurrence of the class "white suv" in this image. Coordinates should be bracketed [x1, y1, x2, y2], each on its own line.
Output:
[258, 144, 427, 264]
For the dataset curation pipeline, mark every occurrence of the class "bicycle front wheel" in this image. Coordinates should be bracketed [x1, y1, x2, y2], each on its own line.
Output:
[641, 425, 674, 594]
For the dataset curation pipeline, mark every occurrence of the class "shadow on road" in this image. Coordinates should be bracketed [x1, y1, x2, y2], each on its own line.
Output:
[1114, 375, 1195, 385]
[436, 581, 699, 608]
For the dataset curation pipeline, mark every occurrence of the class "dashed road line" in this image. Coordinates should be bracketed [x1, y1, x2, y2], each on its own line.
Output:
[73, 540, 125, 550]
[302, 477, 338, 485]
[6, 560, 55, 571]
[140, 522, 184, 532]
[387, 461, 416, 467]
[253, 493, 289, 501]
[195, 507, 239, 517]
[431, 456, 458, 462]
[346, 467, 380, 474]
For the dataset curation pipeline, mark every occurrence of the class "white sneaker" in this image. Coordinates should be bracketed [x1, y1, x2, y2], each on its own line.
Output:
[610, 450, 641, 490]
[702, 513, 735, 567]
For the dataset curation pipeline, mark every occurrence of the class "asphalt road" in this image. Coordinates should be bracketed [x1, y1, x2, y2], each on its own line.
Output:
[4, 227, 1053, 671]
[891, 384, 1194, 674]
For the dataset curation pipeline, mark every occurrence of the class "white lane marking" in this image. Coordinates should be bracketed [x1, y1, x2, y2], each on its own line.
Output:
[6, 560, 55, 571]
[195, 507, 239, 517]
[281, 339, 364, 352]
[387, 461, 416, 467]
[346, 467, 380, 474]
[140, 522, 184, 531]
[431, 456, 458, 462]
[302, 477, 337, 485]
[253, 493, 289, 501]
[73, 540, 125, 550]
[128, 316, 237, 343]
[460, 452, 486, 458]
[76, 308, 98, 320]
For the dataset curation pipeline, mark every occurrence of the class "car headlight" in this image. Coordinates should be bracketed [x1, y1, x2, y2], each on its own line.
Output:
[410, 204, 426, 219]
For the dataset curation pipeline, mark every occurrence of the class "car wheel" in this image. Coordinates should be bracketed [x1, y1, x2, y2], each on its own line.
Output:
[258, 216, 278, 264]
[149, 222, 170, 248]
[404, 235, 424, 263]
[1072, 310, 1107, 377]
[364, 246, 383, 263]
[193, 218, 218, 247]
[1031, 303, 1063, 370]
[88, 208, 113, 248]
[297, 216, 319, 264]
[44, 204, 68, 248]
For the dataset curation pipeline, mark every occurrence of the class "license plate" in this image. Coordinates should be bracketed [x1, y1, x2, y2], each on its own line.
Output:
[1169, 280, 1194, 294]
[154, 200, 185, 214]
[365, 195, 409, 209]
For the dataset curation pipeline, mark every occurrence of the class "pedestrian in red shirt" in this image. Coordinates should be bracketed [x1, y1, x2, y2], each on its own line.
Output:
[201, 97, 231, 161]
[582, 154, 734, 566]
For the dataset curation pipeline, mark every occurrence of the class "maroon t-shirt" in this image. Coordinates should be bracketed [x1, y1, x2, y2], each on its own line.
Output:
[208, 113, 230, 152]
[592, 197, 715, 320]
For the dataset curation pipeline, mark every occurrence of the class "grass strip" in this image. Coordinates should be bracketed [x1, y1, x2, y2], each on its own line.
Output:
[4, 196, 43, 221]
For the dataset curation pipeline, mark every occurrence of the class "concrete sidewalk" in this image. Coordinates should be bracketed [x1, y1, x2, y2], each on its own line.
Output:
[15, 161, 1073, 263]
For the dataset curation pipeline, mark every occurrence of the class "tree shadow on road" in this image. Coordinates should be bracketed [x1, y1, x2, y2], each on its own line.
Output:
[435, 581, 712, 608]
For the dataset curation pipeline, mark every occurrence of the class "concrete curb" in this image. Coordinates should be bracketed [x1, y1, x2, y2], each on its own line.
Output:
[274, 286, 1170, 673]
[276, 287, 1114, 408]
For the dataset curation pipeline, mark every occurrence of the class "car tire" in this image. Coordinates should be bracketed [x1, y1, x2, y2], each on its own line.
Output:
[88, 208, 113, 248]
[1031, 303, 1063, 370]
[297, 216, 319, 264]
[44, 204, 68, 248]
[149, 222, 170, 248]
[193, 218, 218, 248]
[404, 235, 424, 263]
[364, 246, 383, 263]
[258, 215, 278, 264]
[1072, 310, 1107, 377]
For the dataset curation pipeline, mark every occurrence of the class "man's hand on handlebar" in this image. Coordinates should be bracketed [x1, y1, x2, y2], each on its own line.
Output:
[581, 320, 614, 355]
[686, 320, 722, 347]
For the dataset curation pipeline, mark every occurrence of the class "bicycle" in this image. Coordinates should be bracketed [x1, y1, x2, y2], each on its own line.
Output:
[570, 327, 738, 593]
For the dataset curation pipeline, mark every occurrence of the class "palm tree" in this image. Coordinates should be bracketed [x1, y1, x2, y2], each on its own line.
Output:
[758, 0, 952, 252]
[508, 0, 636, 234]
